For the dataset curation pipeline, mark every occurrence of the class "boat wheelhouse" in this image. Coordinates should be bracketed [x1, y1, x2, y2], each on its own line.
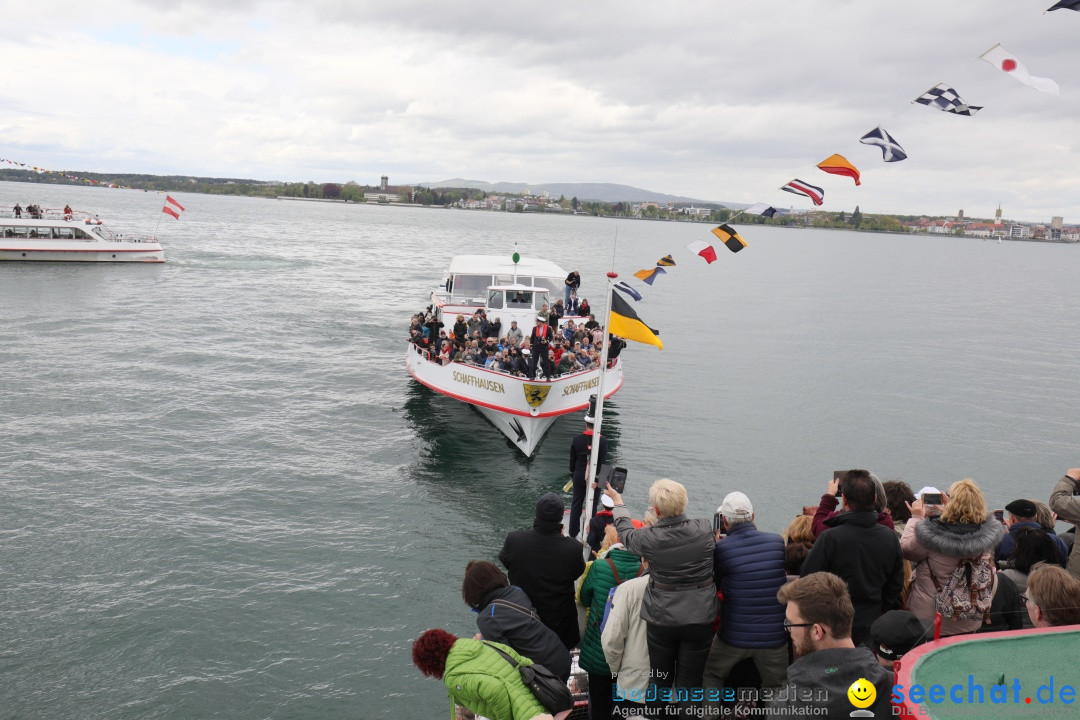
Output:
[0, 207, 165, 263]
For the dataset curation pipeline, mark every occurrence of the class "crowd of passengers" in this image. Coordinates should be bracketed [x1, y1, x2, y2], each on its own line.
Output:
[408, 300, 624, 379]
[412, 468, 1080, 720]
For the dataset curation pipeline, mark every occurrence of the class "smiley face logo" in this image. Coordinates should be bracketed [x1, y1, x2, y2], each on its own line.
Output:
[847, 678, 876, 709]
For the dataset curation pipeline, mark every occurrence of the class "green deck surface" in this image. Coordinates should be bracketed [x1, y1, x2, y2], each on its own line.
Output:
[903, 629, 1080, 718]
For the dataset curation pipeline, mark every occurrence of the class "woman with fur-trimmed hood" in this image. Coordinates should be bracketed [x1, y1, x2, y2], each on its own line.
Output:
[901, 478, 1005, 636]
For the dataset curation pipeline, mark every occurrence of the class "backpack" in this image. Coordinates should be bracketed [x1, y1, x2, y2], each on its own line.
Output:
[930, 556, 996, 622]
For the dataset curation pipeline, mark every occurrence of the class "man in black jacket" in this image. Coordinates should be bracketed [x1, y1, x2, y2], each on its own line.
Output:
[499, 492, 586, 651]
[800, 469, 903, 647]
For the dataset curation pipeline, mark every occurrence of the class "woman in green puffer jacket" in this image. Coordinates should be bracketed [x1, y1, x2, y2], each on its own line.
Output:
[578, 525, 643, 720]
[412, 628, 570, 720]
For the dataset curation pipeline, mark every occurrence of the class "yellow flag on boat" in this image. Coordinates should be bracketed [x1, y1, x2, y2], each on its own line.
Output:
[609, 291, 663, 350]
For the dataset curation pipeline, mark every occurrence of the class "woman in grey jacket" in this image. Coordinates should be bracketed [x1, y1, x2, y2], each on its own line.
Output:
[605, 479, 718, 715]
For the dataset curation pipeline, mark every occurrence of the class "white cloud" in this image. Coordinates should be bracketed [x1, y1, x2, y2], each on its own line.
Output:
[0, 0, 1077, 219]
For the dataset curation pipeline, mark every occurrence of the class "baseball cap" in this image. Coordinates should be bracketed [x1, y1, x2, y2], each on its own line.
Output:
[720, 491, 753, 520]
[870, 610, 929, 661]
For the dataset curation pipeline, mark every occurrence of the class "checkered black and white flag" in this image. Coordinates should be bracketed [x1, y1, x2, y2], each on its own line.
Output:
[913, 83, 982, 116]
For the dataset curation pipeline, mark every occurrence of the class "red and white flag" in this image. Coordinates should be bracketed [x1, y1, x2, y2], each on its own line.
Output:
[162, 195, 186, 219]
[685, 240, 717, 264]
[978, 44, 1059, 96]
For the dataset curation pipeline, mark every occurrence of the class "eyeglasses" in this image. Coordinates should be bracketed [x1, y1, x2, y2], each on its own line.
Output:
[783, 619, 815, 632]
[1021, 594, 1034, 605]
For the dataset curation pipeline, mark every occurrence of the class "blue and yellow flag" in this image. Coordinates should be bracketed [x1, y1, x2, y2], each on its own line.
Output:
[633, 266, 667, 285]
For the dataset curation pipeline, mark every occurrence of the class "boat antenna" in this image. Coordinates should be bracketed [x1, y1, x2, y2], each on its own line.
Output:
[578, 269, 618, 546]
[609, 227, 618, 273]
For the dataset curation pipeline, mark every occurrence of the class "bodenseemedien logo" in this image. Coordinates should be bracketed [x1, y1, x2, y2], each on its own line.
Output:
[847, 678, 877, 717]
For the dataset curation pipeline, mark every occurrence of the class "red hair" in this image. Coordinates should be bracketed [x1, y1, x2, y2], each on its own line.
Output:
[412, 629, 458, 678]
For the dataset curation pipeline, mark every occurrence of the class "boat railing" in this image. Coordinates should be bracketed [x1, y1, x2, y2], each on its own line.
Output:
[0, 207, 158, 243]
[409, 340, 613, 380]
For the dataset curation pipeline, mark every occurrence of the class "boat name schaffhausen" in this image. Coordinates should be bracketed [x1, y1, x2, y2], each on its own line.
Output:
[562, 377, 600, 396]
[452, 371, 505, 394]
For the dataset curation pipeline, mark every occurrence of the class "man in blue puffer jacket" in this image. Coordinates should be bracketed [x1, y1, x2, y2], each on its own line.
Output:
[702, 491, 789, 696]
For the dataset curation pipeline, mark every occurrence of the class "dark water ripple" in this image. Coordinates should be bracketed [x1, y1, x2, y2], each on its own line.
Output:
[2, 181, 1080, 718]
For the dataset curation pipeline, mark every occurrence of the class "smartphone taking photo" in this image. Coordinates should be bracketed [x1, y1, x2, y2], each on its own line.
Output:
[923, 493, 943, 506]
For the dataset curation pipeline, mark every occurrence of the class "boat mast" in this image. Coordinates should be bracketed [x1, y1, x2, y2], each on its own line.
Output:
[578, 271, 617, 545]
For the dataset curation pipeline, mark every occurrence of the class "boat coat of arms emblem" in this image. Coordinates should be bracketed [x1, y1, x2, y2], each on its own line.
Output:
[523, 384, 551, 408]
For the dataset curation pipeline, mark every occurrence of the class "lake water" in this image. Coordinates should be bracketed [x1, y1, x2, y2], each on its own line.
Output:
[1, 180, 1078, 719]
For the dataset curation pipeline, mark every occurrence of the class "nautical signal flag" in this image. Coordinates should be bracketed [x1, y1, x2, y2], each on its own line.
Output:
[978, 44, 1059, 95]
[913, 84, 982, 116]
[609, 291, 662, 350]
[634, 266, 667, 285]
[686, 240, 717, 264]
[1047, 0, 1080, 10]
[859, 126, 908, 163]
[711, 224, 747, 253]
[781, 179, 825, 206]
[162, 196, 185, 219]
[746, 202, 778, 217]
[817, 154, 861, 186]
[656, 255, 676, 267]
[614, 281, 643, 301]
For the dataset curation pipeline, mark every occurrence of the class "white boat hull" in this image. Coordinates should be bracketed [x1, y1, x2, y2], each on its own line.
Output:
[405, 343, 624, 456]
[0, 239, 164, 263]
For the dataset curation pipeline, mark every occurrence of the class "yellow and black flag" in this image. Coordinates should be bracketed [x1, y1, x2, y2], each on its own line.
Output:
[609, 291, 663, 350]
[656, 255, 676, 266]
[711, 224, 747, 253]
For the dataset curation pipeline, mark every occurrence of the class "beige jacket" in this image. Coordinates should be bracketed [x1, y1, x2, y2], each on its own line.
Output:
[600, 575, 650, 698]
[1049, 475, 1080, 579]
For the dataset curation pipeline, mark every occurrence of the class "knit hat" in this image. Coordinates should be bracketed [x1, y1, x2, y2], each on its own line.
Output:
[1005, 499, 1037, 518]
[720, 491, 753, 520]
[870, 610, 929, 662]
[535, 493, 565, 523]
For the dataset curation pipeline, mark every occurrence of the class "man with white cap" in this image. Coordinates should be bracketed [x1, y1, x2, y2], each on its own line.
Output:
[702, 491, 789, 699]
[585, 493, 617, 555]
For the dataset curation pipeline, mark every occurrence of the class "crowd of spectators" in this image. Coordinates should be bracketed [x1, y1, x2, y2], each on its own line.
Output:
[409, 304, 623, 380]
[412, 469, 1080, 720]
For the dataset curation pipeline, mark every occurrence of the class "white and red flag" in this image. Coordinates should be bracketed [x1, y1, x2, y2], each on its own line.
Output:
[162, 195, 186, 219]
[978, 44, 1060, 96]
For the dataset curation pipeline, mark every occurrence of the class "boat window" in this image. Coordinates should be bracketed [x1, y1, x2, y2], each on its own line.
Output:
[535, 291, 550, 309]
[487, 290, 504, 310]
[74, 228, 93, 239]
[54, 228, 75, 239]
[507, 290, 533, 308]
[11, 227, 28, 237]
[452, 274, 493, 299]
[531, 278, 558, 293]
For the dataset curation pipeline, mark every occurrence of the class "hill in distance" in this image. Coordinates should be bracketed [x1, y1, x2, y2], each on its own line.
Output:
[418, 178, 745, 208]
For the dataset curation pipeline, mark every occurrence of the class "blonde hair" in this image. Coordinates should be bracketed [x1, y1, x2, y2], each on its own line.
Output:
[599, 524, 620, 553]
[941, 478, 988, 525]
[649, 478, 688, 519]
[643, 508, 658, 526]
[1032, 500, 1056, 531]
[784, 515, 814, 546]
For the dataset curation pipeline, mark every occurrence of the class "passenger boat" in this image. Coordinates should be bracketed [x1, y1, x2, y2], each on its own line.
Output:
[0, 206, 164, 263]
[406, 254, 623, 457]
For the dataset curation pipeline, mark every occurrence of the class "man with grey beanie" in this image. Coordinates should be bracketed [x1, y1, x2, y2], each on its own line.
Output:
[499, 492, 586, 650]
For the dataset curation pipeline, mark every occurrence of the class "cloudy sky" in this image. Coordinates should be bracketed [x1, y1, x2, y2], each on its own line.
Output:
[2, 0, 1077, 220]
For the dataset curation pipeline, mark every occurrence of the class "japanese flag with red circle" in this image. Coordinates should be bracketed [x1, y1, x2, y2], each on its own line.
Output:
[978, 44, 1059, 96]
